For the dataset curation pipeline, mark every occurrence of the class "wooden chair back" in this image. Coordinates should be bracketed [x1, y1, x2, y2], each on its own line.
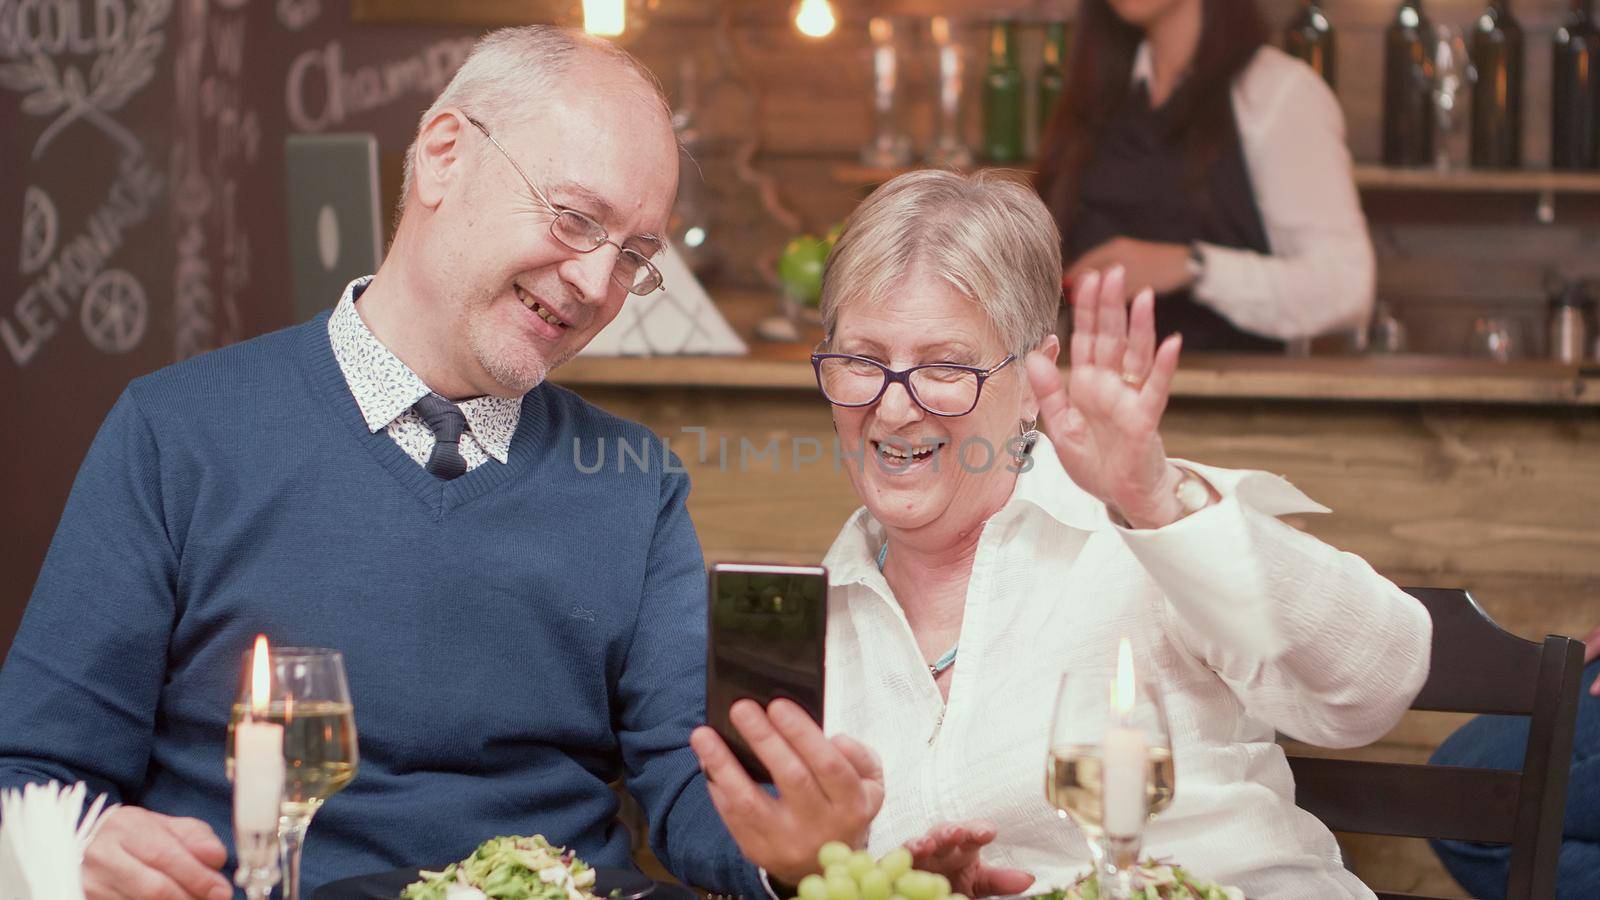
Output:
[1287, 588, 1585, 900]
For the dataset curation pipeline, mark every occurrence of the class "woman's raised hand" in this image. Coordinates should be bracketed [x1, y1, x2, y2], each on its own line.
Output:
[1025, 266, 1191, 529]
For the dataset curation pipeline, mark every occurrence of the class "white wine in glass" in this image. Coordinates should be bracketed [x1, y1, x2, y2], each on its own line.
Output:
[1045, 640, 1173, 900]
[227, 647, 359, 900]
[1045, 743, 1176, 832]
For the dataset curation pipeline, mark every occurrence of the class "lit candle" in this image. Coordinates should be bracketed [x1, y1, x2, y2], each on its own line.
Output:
[234, 634, 284, 834]
[932, 18, 962, 118]
[869, 18, 897, 114]
[1102, 637, 1148, 837]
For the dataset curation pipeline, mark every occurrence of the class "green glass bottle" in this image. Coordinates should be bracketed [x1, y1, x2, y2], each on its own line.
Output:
[1036, 22, 1071, 144]
[983, 20, 1025, 163]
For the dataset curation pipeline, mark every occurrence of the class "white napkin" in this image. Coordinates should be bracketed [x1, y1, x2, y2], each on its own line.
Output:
[0, 781, 118, 900]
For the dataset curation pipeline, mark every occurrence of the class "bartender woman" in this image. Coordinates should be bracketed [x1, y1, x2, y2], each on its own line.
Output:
[1034, 0, 1374, 352]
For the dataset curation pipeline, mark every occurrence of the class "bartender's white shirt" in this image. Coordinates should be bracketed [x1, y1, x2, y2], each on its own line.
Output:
[820, 437, 1430, 899]
[1130, 43, 1378, 341]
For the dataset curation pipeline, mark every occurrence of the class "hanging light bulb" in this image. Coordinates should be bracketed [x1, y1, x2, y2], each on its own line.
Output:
[577, 0, 655, 44]
[583, 0, 627, 37]
[793, 0, 837, 39]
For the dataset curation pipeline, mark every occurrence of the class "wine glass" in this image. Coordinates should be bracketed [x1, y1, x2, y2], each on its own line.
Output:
[1470, 315, 1524, 361]
[1430, 25, 1474, 171]
[227, 647, 359, 900]
[1045, 640, 1174, 900]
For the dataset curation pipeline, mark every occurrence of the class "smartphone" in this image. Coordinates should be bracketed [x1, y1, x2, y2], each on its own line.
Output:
[706, 563, 828, 784]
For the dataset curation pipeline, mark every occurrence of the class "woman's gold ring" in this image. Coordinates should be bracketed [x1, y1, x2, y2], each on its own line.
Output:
[1120, 372, 1145, 389]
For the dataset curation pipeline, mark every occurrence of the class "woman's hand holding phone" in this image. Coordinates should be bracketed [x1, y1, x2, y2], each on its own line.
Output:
[690, 698, 884, 885]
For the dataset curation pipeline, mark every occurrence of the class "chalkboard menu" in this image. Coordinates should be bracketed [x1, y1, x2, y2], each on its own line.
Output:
[0, 0, 482, 657]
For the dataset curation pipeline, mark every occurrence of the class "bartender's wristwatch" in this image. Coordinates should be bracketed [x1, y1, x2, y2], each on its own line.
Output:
[1185, 242, 1206, 284]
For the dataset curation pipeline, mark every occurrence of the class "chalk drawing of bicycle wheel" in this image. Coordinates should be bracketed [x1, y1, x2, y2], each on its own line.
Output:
[81, 270, 149, 354]
[20, 186, 58, 275]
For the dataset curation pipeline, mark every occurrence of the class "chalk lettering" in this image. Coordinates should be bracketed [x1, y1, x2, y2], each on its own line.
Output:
[0, 0, 128, 56]
[1, 157, 164, 368]
[286, 37, 473, 133]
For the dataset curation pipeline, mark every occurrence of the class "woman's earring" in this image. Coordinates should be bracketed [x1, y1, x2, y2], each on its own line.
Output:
[1014, 417, 1041, 464]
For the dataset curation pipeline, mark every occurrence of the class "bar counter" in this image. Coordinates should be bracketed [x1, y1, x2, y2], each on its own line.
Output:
[560, 345, 1599, 407]
[557, 291, 1600, 406]
[557, 290, 1598, 896]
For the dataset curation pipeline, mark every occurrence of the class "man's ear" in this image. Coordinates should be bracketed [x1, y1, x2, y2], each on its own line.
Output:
[1024, 333, 1063, 421]
[412, 109, 467, 210]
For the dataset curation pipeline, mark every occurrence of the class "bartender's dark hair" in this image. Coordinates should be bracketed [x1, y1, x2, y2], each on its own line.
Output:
[1034, 0, 1266, 236]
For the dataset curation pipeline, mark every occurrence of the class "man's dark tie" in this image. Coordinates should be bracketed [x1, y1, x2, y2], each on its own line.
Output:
[413, 393, 468, 481]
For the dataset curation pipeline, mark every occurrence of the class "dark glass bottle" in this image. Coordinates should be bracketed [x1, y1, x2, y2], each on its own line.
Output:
[1552, 0, 1600, 169]
[1383, 0, 1435, 166]
[1285, 0, 1337, 89]
[983, 20, 1025, 164]
[1036, 22, 1071, 142]
[1469, 0, 1524, 168]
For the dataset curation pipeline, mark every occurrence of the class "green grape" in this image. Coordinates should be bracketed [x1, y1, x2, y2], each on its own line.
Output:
[846, 851, 876, 880]
[858, 869, 892, 900]
[929, 874, 951, 899]
[818, 841, 853, 868]
[825, 876, 860, 900]
[824, 864, 851, 881]
[894, 873, 933, 900]
[797, 875, 829, 900]
[878, 848, 913, 881]
[888, 895, 908, 900]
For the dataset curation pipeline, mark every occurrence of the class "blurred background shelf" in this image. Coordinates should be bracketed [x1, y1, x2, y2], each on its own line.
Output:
[832, 162, 1600, 194]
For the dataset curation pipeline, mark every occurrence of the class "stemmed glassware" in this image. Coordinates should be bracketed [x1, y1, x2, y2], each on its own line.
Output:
[1430, 25, 1474, 171]
[227, 647, 359, 900]
[1046, 639, 1174, 900]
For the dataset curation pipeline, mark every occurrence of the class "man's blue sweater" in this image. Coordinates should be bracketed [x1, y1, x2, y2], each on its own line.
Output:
[0, 314, 761, 895]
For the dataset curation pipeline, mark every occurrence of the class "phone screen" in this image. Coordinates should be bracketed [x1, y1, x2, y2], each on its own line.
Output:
[706, 563, 827, 783]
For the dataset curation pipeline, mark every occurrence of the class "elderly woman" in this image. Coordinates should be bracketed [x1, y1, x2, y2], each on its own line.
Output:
[691, 170, 1430, 900]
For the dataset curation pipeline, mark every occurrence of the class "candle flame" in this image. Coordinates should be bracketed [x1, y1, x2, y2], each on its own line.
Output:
[931, 16, 951, 46]
[868, 16, 892, 44]
[583, 0, 626, 37]
[794, 0, 836, 39]
[250, 634, 271, 717]
[1114, 636, 1136, 716]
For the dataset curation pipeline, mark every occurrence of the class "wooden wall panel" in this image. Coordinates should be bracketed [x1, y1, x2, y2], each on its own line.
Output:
[573, 0, 1600, 357]
[356, 0, 1600, 350]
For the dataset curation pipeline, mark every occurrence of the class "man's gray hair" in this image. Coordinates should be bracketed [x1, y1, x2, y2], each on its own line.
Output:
[399, 25, 671, 213]
[820, 169, 1063, 357]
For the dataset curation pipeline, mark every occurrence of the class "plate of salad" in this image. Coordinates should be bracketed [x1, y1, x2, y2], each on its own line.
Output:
[311, 836, 681, 900]
[1018, 860, 1245, 900]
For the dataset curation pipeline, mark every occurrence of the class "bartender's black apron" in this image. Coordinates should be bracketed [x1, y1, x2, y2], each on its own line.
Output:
[1063, 81, 1284, 353]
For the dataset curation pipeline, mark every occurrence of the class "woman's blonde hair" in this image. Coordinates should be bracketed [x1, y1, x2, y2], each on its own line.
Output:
[820, 169, 1063, 356]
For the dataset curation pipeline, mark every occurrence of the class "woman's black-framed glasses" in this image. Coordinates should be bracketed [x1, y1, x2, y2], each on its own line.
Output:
[463, 113, 664, 296]
[810, 351, 1018, 417]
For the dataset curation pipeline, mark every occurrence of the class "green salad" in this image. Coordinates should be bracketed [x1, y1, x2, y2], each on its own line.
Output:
[1035, 861, 1245, 900]
[401, 835, 601, 900]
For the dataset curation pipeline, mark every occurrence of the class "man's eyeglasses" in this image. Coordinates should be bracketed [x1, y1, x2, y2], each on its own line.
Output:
[810, 351, 1018, 417]
[464, 113, 664, 296]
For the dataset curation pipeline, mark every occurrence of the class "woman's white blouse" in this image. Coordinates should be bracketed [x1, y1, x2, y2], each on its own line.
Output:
[820, 438, 1430, 899]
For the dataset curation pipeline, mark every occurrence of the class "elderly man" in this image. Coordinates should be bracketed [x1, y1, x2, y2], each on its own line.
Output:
[0, 27, 877, 900]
